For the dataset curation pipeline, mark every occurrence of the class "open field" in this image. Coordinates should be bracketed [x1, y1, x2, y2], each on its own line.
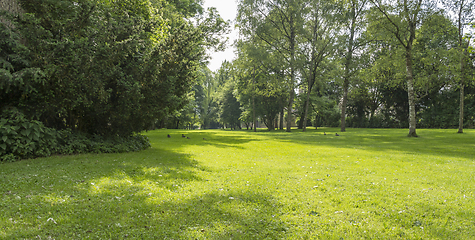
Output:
[1, 128, 474, 239]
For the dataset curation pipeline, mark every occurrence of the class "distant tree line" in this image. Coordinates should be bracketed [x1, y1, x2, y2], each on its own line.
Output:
[175, 0, 474, 135]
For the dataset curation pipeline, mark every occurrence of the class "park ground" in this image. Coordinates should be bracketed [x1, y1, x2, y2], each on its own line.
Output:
[1, 128, 474, 239]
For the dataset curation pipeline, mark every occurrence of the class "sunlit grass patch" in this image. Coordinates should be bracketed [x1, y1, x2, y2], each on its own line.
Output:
[1, 128, 474, 239]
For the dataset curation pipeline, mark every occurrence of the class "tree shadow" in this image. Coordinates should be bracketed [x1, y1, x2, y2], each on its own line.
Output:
[270, 128, 475, 161]
[2, 146, 287, 239]
[149, 130, 258, 150]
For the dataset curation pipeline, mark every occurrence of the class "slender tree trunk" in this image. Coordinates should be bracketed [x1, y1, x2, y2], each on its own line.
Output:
[253, 95, 257, 132]
[341, 78, 349, 132]
[286, 18, 296, 133]
[302, 85, 312, 132]
[340, 4, 356, 133]
[405, 46, 417, 137]
[279, 108, 284, 130]
[341, 48, 353, 132]
[286, 89, 294, 132]
[457, 7, 466, 133]
[457, 57, 465, 133]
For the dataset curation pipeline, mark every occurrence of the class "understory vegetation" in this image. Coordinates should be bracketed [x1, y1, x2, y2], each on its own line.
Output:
[1, 129, 474, 239]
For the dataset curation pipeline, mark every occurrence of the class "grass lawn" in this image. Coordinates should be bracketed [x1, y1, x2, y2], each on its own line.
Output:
[1, 128, 474, 239]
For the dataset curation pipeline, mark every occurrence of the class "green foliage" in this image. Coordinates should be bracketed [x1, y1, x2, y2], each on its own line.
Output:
[0, 0, 228, 160]
[0, 108, 59, 161]
[215, 63, 242, 129]
[0, 108, 150, 162]
[1, 0, 228, 136]
[0, 13, 45, 111]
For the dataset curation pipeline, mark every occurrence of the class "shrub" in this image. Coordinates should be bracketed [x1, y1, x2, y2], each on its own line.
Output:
[0, 108, 59, 161]
[1, 108, 151, 162]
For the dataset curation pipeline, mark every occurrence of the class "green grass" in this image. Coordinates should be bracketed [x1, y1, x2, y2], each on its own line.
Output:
[1, 128, 474, 239]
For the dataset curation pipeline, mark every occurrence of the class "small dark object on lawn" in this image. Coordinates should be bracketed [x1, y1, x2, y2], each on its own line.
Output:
[167, 134, 171, 138]
[203, 138, 207, 140]
[323, 132, 326, 135]
[187, 137, 191, 139]
[335, 133, 340, 136]
[182, 134, 186, 138]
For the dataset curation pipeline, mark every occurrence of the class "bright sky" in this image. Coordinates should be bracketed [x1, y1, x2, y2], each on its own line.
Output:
[203, 0, 238, 72]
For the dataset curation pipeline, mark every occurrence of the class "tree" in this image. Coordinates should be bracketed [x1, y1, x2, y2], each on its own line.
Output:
[442, 0, 475, 133]
[369, 0, 435, 137]
[1, 0, 228, 136]
[237, 0, 306, 132]
[195, 67, 220, 129]
[234, 36, 289, 131]
[339, 0, 369, 132]
[215, 62, 242, 129]
[300, 0, 340, 132]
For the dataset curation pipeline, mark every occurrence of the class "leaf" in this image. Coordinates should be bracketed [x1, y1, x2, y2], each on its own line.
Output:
[0, 143, 6, 150]
[1, 135, 7, 142]
[21, 128, 31, 137]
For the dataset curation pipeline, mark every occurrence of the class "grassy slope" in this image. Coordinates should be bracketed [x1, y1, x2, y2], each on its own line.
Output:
[0, 128, 474, 239]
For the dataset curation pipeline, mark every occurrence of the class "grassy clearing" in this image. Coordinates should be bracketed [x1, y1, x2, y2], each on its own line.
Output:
[1, 128, 474, 239]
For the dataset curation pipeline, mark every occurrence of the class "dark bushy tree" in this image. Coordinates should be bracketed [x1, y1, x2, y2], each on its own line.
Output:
[0, 0, 228, 160]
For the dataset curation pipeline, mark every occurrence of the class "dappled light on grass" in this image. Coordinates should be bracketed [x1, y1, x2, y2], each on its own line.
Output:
[1, 128, 474, 238]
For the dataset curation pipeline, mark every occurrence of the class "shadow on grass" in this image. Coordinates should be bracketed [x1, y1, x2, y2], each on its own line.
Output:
[146, 128, 475, 161]
[148, 129, 258, 150]
[267, 128, 475, 161]
[1, 146, 287, 239]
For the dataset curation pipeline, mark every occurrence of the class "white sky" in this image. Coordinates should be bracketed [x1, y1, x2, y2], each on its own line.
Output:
[203, 0, 239, 72]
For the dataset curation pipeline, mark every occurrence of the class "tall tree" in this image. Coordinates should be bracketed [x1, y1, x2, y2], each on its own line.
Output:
[238, 0, 306, 132]
[370, 0, 435, 137]
[234, 41, 261, 132]
[300, 0, 340, 132]
[442, 0, 475, 133]
[196, 67, 220, 129]
[339, 0, 369, 132]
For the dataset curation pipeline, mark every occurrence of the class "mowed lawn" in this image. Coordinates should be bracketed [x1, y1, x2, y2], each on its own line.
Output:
[1, 128, 474, 239]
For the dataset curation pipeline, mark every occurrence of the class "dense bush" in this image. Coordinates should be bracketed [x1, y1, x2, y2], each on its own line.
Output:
[0, 108, 59, 161]
[0, 108, 150, 162]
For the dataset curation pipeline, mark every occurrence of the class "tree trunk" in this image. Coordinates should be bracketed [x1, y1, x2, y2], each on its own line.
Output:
[405, 47, 417, 137]
[458, 81, 464, 133]
[340, 3, 356, 133]
[286, 89, 294, 132]
[253, 95, 257, 132]
[298, 110, 304, 129]
[457, 8, 466, 133]
[340, 78, 349, 132]
[302, 63, 316, 132]
[302, 86, 311, 132]
[279, 108, 284, 130]
[286, 17, 296, 133]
